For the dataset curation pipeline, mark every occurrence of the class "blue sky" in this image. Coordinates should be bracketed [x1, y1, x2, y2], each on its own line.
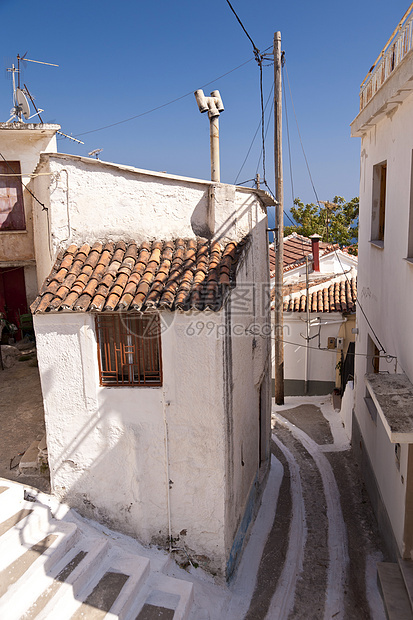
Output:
[0, 0, 410, 220]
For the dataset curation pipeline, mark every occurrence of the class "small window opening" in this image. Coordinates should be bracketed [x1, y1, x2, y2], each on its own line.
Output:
[371, 161, 387, 245]
[96, 313, 162, 387]
[0, 161, 25, 231]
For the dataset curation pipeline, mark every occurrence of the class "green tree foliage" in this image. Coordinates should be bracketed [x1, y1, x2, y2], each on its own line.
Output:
[284, 196, 359, 253]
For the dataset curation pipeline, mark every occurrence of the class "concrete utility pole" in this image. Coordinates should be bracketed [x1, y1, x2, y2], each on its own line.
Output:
[274, 31, 284, 405]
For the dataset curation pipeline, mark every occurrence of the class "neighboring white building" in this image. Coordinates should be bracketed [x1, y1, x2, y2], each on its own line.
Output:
[351, 8, 413, 560]
[270, 233, 358, 396]
[30, 152, 275, 578]
[0, 123, 60, 336]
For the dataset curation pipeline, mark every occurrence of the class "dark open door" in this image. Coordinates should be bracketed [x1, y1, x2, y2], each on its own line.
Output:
[0, 267, 28, 339]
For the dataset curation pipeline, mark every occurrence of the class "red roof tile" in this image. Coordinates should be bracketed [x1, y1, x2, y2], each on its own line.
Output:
[282, 277, 357, 313]
[31, 238, 248, 314]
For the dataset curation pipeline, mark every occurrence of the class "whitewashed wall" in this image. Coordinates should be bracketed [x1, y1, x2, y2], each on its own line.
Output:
[0, 125, 58, 294]
[223, 217, 271, 570]
[278, 313, 345, 395]
[352, 62, 413, 557]
[32, 152, 272, 575]
[32, 154, 270, 287]
[34, 310, 229, 574]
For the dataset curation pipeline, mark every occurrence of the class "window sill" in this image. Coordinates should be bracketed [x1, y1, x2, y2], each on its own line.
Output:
[404, 257, 413, 265]
[365, 373, 413, 443]
[0, 229, 27, 234]
[369, 240, 384, 249]
[364, 396, 377, 424]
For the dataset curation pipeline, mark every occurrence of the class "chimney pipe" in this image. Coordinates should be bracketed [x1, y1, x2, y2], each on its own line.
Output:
[194, 89, 224, 182]
[310, 234, 321, 272]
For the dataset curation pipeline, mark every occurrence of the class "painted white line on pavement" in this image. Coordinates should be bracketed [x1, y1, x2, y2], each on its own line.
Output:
[275, 414, 349, 620]
[225, 455, 284, 619]
[265, 434, 307, 620]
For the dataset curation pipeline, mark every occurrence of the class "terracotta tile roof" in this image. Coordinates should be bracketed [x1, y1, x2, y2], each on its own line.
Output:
[31, 238, 248, 314]
[269, 233, 338, 273]
[282, 277, 357, 313]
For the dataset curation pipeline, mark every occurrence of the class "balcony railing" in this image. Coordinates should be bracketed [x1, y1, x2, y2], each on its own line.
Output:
[360, 4, 413, 111]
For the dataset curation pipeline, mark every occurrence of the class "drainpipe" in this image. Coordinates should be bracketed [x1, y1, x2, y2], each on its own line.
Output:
[310, 233, 321, 272]
[194, 89, 224, 182]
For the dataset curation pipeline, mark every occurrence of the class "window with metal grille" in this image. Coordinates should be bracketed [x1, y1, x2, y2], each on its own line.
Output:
[95, 313, 162, 386]
[0, 161, 25, 231]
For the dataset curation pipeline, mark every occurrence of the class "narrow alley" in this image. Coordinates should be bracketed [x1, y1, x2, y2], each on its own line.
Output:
[237, 396, 388, 620]
[0, 357, 389, 619]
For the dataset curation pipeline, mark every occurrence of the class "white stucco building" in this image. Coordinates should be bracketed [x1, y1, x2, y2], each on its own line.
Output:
[0, 123, 60, 335]
[29, 152, 275, 578]
[351, 8, 413, 560]
[270, 233, 358, 396]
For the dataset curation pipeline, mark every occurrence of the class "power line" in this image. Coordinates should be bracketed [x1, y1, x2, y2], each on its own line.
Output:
[282, 62, 295, 209]
[74, 57, 256, 138]
[224, 0, 261, 61]
[223, 1, 269, 185]
[234, 83, 273, 185]
[283, 62, 320, 206]
[332, 247, 386, 354]
[255, 87, 274, 175]
[277, 337, 396, 361]
[280, 60, 385, 354]
[0, 153, 47, 211]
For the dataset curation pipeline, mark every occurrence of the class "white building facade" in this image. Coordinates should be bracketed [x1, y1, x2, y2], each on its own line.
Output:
[30, 153, 274, 577]
[351, 10, 413, 559]
[0, 123, 59, 334]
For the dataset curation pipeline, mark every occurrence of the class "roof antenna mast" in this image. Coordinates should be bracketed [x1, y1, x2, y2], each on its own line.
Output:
[5, 53, 84, 145]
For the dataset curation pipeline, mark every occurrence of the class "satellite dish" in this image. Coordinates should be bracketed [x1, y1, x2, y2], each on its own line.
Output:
[16, 88, 30, 120]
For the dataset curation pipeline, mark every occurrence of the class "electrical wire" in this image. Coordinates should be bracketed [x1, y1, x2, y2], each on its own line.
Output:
[73, 57, 256, 138]
[262, 181, 297, 227]
[279, 60, 386, 356]
[236, 178, 256, 186]
[282, 63, 295, 209]
[283, 62, 320, 206]
[332, 246, 386, 354]
[234, 83, 273, 185]
[0, 153, 47, 211]
[277, 337, 396, 361]
[223, 1, 269, 185]
[255, 100, 274, 175]
[224, 0, 261, 61]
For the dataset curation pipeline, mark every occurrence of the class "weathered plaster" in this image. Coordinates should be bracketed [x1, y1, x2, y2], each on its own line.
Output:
[32, 153, 272, 577]
[352, 53, 413, 558]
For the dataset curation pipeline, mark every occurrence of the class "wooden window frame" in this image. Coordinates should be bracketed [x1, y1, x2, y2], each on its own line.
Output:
[95, 313, 162, 387]
[0, 161, 26, 231]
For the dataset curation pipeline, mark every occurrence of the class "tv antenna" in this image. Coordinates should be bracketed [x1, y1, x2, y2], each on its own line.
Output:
[88, 148, 103, 159]
[5, 54, 84, 144]
[7, 54, 56, 122]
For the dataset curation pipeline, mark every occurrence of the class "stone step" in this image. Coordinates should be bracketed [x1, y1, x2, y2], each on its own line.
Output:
[36, 548, 150, 620]
[377, 562, 413, 620]
[4, 538, 110, 620]
[0, 479, 196, 620]
[127, 573, 194, 620]
[19, 440, 41, 474]
[399, 559, 413, 613]
[0, 506, 78, 572]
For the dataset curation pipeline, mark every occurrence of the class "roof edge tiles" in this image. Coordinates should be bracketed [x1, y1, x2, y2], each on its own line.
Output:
[282, 277, 357, 313]
[31, 237, 249, 315]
